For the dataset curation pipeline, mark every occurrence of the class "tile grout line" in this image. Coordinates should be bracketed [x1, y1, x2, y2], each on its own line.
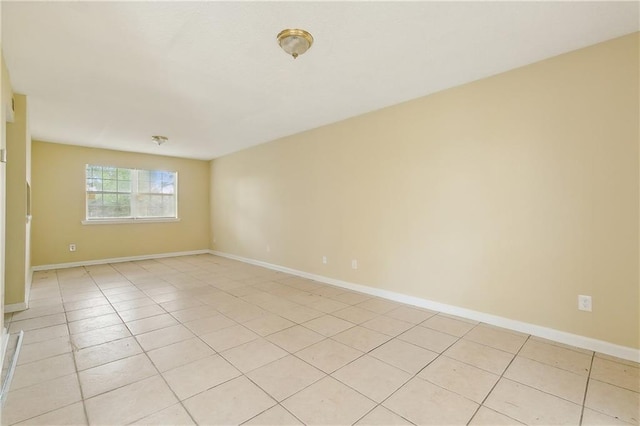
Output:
[464, 333, 531, 425]
[349, 316, 475, 425]
[578, 351, 595, 425]
[94, 260, 202, 426]
[8, 268, 91, 426]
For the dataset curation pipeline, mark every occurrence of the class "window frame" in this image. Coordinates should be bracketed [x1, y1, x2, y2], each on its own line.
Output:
[83, 164, 179, 225]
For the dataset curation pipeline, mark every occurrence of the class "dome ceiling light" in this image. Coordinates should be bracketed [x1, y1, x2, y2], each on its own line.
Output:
[277, 29, 314, 59]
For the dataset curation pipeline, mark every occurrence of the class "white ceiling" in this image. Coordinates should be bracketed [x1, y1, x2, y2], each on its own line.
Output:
[2, 2, 638, 160]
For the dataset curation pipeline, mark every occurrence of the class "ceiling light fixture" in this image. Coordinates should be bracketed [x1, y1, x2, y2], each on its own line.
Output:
[277, 29, 314, 59]
[151, 135, 168, 146]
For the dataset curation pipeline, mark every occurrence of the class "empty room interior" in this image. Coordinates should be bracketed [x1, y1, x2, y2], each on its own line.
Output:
[0, 2, 638, 425]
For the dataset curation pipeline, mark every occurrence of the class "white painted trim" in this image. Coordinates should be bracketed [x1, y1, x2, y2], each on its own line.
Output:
[81, 218, 181, 225]
[32, 249, 210, 271]
[210, 250, 640, 363]
[4, 302, 28, 313]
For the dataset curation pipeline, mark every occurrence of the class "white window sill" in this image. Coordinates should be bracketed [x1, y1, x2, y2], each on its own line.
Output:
[81, 218, 180, 225]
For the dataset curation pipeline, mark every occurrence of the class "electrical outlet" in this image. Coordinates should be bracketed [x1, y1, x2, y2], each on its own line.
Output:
[351, 259, 358, 269]
[578, 295, 592, 312]
[69, 243, 76, 252]
[322, 256, 327, 264]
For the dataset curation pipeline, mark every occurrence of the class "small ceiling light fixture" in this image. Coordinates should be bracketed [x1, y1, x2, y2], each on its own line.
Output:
[277, 28, 314, 59]
[151, 135, 168, 146]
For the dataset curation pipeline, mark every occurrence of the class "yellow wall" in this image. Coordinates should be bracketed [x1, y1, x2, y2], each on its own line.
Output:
[31, 142, 210, 265]
[5, 93, 30, 306]
[211, 33, 639, 348]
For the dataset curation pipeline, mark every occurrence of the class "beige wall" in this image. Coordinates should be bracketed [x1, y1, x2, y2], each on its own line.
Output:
[31, 142, 210, 265]
[5, 93, 30, 306]
[211, 33, 639, 348]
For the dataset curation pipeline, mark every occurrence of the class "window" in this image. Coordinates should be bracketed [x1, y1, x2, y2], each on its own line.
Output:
[85, 165, 177, 222]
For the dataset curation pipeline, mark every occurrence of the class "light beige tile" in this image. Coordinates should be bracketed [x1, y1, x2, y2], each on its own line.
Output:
[581, 407, 634, 425]
[131, 403, 196, 425]
[74, 336, 142, 371]
[530, 335, 593, 355]
[302, 315, 355, 337]
[504, 356, 587, 404]
[419, 355, 499, 403]
[332, 325, 391, 352]
[594, 352, 639, 368]
[3, 374, 82, 425]
[126, 313, 179, 335]
[296, 338, 363, 373]
[383, 377, 478, 425]
[9, 313, 67, 333]
[11, 353, 76, 390]
[267, 325, 325, 353]
[222, 338, 288, 373]
[135, 324, 194, 351]
[469, 407, 524, 425]
[184, 376, 276, 425]
[147, 337, 215, 372]
[584, 379, 640, 424]
[28, 297, 63, 309]
[283, 376, 376, 425]
[244, 405, 303, 425]
[330, 291, 372, 305]
[333, 355, 411, 402]
[244, 314, 295, 336]
[22, 324, 69, 345]
[278, 305, 324, 323]
[17, 335, 72, 365]
[64, 297, 110, 313]
[356, 298, 401, 314]
[200, 324, 259, 352]
[362, 316, 413, 337]
[464, 324, 527, 354]
[71, 323, 131, 349]
[68, 313, 123, 334]
[385, 306, 436, 324]
[307, 298, 350, 314]
[183, 314, 236, 335]
[13, 401, 87, 425]
[445, 339, 514, 374]
[79, 353, 157, 398]
[354, 406, 413, 425]
[398, 325, 458, 353]
[332, 306, 379, 324]
[100, 283, 137, 295]
[84, 375, 177, 425]
[118, 304, 166, 322]
[224, 304, 269, 323]
[163, 354, 241, 400]
[111, 297, 156, 312]
[106, 289, 147, 303]
[591, 356, 639, 392]
[170, 305, 218, 323]
[370, 338, 438, 374]
[518, 338, 592, 376]
[11, 304, 65, 322]
[65, 304, 115, 322]
[484, 379, 582, 425]
[247, 355, 325, 401]
[422, 314, 476, 337]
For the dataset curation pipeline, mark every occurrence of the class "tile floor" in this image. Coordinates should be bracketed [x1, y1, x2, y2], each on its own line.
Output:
[2, 254, 638, 425]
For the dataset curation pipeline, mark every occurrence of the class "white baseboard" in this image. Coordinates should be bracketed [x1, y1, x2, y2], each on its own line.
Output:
[210, 250, 640, 363]
[32, 249, 211, 271]
[4, 302, 28, 313]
